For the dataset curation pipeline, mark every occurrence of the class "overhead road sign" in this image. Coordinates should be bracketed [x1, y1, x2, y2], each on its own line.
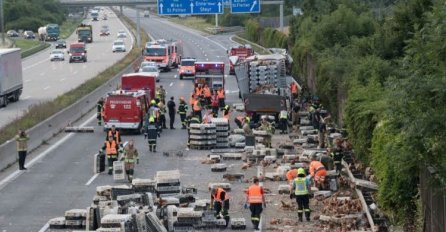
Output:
[158, 0, 224, 15]
[230, 0, 261, 13]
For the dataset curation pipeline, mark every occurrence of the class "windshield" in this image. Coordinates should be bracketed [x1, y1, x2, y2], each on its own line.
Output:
[141, 66, 158, 72]
[79, 30, 91, 36]
[70, 47, 85, 53]
[114, 41, 124, 46]
[51, 50, 63, 54]
[181, 60, 195, 66]
[57, 40, 65, 44]
[145, 48, 166, 56]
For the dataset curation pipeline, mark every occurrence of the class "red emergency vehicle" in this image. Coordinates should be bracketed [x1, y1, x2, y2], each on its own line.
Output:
[168, 40, 183, 68]
[121, 73, 156, 100]
[228, 45, 254, 75]
[194, 61, 225, 91]
[143, 40, 171, 71]
[102, 90, 149, 133]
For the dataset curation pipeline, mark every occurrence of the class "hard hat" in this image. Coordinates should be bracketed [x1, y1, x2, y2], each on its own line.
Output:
[151, 100, 156, 104]
[297, 168, 305, 175]
[224, 105, 229, 110]
[245, 117, 251, 123]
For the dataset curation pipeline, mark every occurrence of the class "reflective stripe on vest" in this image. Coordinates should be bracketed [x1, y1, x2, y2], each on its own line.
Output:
[106, 141, 117, 155]
[125, 158, 135, 163]
[280, 111, 288, 119]
[294, 177, 308, 195]
[247, 185, 263, 203]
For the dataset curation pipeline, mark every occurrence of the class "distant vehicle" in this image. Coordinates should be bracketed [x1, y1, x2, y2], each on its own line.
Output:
[194, 61, 225, 91]
[76, 24, 93, 43]
[139, 65, 160, 82]
[139, 61, 158, 70]
[6, 30, 19, 37]
[168, 40, 183, 68]
[38, 24, 60, 41]
[178, 57, 196, 80]
[112, 40, 126, 52]
[50, 50, 65, 61]
[100, 28, 110, 36]
[121, 73, 157, 100]
[23, 31, 35, 39]
[0, 48, 23, 107]
[103, 14, 107, 20]
[143, 41, 171, 71]
[68, 42, 87, 63]
[144, 10, 150, 17]
[91, 10, 99, 21]
[55, 40, 66, 49]
[228, 45, 254, 75]
[117, 30, 127, 38]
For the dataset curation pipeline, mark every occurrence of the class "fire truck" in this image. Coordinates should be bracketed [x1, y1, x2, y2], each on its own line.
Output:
[143, 40, 171, 71]
[102, 90, 150, 133]
[228, 45, 254, 75]
[194, 61, 225, 91]
[121, 73, 157, 100]
[168, 40, 183, 68]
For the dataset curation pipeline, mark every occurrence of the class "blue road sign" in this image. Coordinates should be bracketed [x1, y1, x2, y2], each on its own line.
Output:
[158, 0, 224, 15]
[230, 0, 261, 13]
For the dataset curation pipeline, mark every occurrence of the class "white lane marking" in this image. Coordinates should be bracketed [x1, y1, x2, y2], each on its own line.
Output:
[38, 223, 49, 232]
[25, 79, 31, 83]
[43, 86, 50, 90]
[206, 58, 209, 61]
[23, 58, 49, 71]
[169, 82, 173, 87]
[22, 96, 30, 100]
[204, 54, 207, 57]
[85, 173, 99, 186]
[174, 75, 177, 79]
[0, 114, 96, 191]
[60, 78, 65, 82]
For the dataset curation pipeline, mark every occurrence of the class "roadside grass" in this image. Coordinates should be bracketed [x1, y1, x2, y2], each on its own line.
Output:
[14, 39, 41, 51]
[0, 13, 149, 145]
[233, 32, 270, 55]
[59, 18, 84, 39]
[168, 16, 214, 33]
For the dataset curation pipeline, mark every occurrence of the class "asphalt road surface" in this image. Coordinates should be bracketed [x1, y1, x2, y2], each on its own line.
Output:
[0, 9, 133, 129]
[0, 8, 255, 232]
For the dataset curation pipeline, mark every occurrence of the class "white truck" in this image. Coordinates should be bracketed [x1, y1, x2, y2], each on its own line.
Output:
[0, 48, 23, 107]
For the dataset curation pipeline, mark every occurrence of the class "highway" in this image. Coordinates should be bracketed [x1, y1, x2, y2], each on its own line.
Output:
[0, 8, 133, 129]
[0, 8, 252, 232]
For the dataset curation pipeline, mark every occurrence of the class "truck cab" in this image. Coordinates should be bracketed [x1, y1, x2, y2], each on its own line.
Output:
[102, 90, 150, 133]
[168, 41, 183, 68]
[178, 57, 196, 80]
[143, 41, 171, 72]
[228, 45, 254, 75]
[68, 42, 87, 63]
[194, 61, 225, 91]
[76, 24, 93, 43]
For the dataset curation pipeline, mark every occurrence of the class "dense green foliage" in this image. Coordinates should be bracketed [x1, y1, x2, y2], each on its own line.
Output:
[4, 0, 66, 31]
[244, 19, 287, 48]
[244, 0, 445, 228]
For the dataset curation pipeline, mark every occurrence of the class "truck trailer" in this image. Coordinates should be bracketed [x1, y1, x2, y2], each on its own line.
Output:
[0, 48, 23, 107]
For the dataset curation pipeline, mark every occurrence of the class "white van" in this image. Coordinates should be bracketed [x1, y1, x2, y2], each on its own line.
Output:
[144, 10, 150, 18]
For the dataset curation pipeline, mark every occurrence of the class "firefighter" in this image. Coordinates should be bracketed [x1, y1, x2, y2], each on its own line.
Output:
[291, 168, 311, 222]
[258, 118, 273, 148]
[186, 113, 200, 148]
[290, 82, 299, 100]
[97, 97, 104, 126]
[309, 154, 327, 190]
[235, 114, 245, 129]
[106, 125, 121, 146]
[146, 116, 160, 152]
[210, 90, 219, 117]
[158, 100, 167, 129]
[155, 85, 166, 103]
[167, 96, 176, 129]
[243, 117, 253, 136]
[211, 187, 230, 226]
[203, 84, 212, 107]
[101, 136, 120, 175]
[244, 177, 266, 230]
[178, 96, 188, 129]
[217, 87, 225, 109]
[193, 97, 202, 122]
[123, 140, 139, 182]
[331, 139, 345, 175]
[279, 109, 288, 134]
[148, 100, 161, 131]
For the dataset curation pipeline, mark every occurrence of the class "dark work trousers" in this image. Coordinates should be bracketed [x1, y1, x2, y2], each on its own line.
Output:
[148, 140, 157, 152]
[194, 110, 202, 122]
[214, 200, 230, 227]
[18, 151, 27, 169]
[295, 194, 310, 221]
[212, 106, 219, 117]
[280, 118, 288, 133]
[160, 115, 167, 129]
[169, 112, 175, 129]
[180, 114, 187, 128]
[249, 203, 263, 230]
[107, 156, 117, 175]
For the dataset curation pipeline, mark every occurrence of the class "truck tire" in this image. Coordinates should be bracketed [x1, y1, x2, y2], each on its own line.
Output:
[179, 75, 183, 80]
[12, 92, 20, 102]
[1, 96, 8, 107]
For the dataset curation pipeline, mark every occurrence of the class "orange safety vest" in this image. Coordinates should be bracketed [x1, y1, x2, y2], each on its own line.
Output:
[246, 185, 263, 203]
[108, 130, 120, 144]
[213, 187, 229, 202]
[195, 87, 203, 96]
[291, 83, 298, 94]
[203, 87, 212, 97]
[189, 94, 195, 106]
[309, 161, 325, 177]
[286, 169, 298, 181]
[105, 140, 117, 156]
[193, 99, 201, 111]
[217, 90, 225, 99]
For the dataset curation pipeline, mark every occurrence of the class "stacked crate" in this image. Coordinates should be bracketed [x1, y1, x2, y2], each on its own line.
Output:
[155, 170, 181, 197]
[211, 118, 229, 148]
[248, 60, 282, 93]
[189, 123, 217, 150]
[64, 209, 87, 230]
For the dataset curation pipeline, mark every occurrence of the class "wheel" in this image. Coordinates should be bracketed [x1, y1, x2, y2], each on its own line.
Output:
[179, 75, 183, 80]
[84, 58, 87, 62]
[69, 59, 72, 63]
[1, 96, 8, 107]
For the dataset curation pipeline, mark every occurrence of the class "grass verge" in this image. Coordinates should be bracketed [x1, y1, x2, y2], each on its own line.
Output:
[14, 39, 41, 51]
[233, 32, 270, 55]
[168, 16, 214, 33]
[0, 13, 149, 145]
[59, 18, 84, 39]
[21, 43, 50, 58]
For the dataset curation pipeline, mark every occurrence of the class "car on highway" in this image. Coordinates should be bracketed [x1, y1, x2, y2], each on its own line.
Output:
[117, 30, 127, 38]
[144, 10, 150, 18]
[55, 40, 66, 49]
[68, 42, 87, 63]
[49, 50, 65, 61]
[23, 31, 35, 39]
[100, 28, 110, 36]
[178, 57, 196, 79]
[112, 40, 126, 52]
[7, 30, 19, 37]
[139, 65, 160, 82]
[102, 14, 108, 20]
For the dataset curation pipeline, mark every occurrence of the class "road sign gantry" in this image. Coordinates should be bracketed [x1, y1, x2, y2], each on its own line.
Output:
[158, 0, 224, 15]
[230, 0, 261, 13]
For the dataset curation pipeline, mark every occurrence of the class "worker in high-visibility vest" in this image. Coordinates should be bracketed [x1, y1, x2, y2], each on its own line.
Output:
[244, 177, 266, 230]
[106, 125, 121, 146]
[210, 90, 219, 117]
[279, 109, 288, 134]
[291, 168, 311, 222]
[146, 116, 160, 152]
[193, 97, 202, 122]
[210, 187, 230, 226]
[217, 87, 225, 109]
[101, 136, 120, 175]
[290, 82, 299, 100]
[123, 140, 139, 182]
[203, 84, 212, 107]
[97, 97, 104, 126]
[178, 96, 188, 129]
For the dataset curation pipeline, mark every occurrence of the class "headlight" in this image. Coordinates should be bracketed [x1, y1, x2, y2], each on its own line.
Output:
[81, 53, 85, 56]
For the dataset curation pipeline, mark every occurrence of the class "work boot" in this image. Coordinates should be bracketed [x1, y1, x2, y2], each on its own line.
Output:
[298, 217, 303, 222]
[108, 170, 112, 175]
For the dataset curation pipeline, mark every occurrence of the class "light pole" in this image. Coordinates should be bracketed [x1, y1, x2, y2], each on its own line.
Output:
[0, 0, 5, 45]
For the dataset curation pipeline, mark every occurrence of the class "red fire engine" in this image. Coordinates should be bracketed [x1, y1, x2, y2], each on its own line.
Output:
[194, 61, 225, 91]
[228, 45, 254, 75]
